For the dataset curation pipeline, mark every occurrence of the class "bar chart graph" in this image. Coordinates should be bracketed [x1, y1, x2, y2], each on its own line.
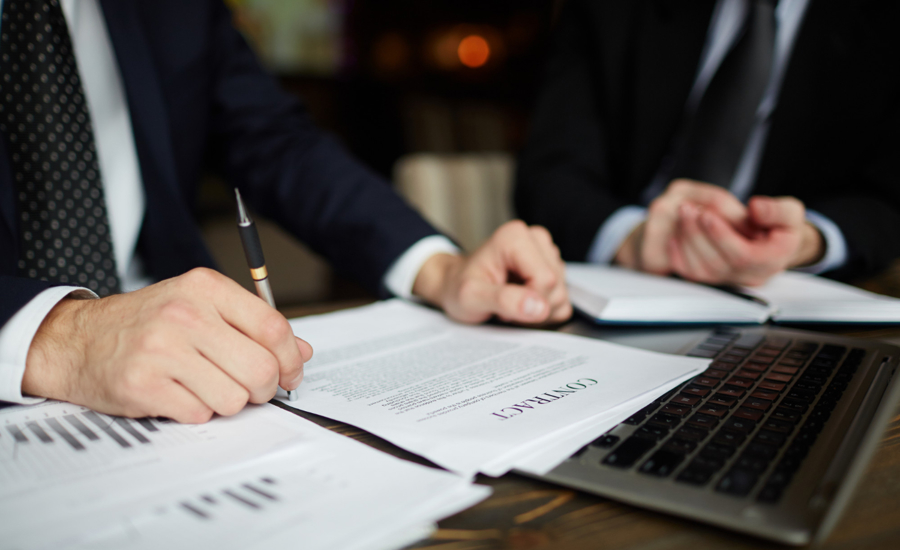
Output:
[0, 401, 201, 490]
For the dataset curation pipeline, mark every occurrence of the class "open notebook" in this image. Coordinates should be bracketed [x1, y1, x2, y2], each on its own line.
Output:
[566, 264, 900, 325]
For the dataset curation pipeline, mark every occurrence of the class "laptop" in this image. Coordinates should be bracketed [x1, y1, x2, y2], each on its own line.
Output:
[523, 322, 900, 545]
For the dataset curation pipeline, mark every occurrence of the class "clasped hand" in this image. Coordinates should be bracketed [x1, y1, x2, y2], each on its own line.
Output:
[616, 180, 824, 286]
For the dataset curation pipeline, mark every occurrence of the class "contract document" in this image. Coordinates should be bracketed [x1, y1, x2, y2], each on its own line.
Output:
[278, 300, 709, 478]
[1, 401, 488, 550]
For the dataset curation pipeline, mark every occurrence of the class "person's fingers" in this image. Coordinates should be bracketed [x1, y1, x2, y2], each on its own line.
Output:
[698, 210, 755, 267]
[677, 204, 730, 281]
[666, 179, 749, 224]
[145, 380, 215, 424]
[295, 337, 313, 363]
[193, 319, 283, 402]
[458, 278, 550, 324]
[492, 221, 559, 295]
[667, 236, 689, 276]
[748, 196, 805, 228]
[176, 269, 304, 391]
[527, 225, 570, 316]
[168, 352, 253, 415]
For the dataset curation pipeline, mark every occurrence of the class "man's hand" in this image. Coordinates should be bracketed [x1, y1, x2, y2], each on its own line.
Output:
[412, 220, 571, 325]
[615, 180, 749, 273]
[22, 268, 313, 423]
[667, 196, 824, 286]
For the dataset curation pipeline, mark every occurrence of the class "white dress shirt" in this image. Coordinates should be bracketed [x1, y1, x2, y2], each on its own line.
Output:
[0, 0, 458, 404]
[587, 0, 848, 275]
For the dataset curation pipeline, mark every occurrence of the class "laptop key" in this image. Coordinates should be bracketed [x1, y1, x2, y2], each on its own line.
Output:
[754, 429, 787, 447]
[718, 385, 746, 398]
[682, 386, 711, 397]
[744, 441, 779, 460]
[675, 425, 710, 442]
[708, 394, 738, 408]
[635, 424, 669, 441]
[735, 453, 770, 473]
[716, 468, 759, 497]
[771, 407, 802, 423]
[733, 408, 764, 422]
[677, 456, 725, 486]
[688, 413, 720, 429]
[639, 449, 685, 477]
[722, 417, 756, 434]
[701, 442, 736, 461]
[696, 403, 729, 417]
[713, 430, 746, 447]
[671, 394, 701, 407]
[763, 418, 794, 434]
[590, 434, 620, 448]
[688, 348, 720, 358]
[663, 437, 698, 454]
[602, 436, 656, 468]
[648, 413, 682, 429]
[661, 404, 692, 417]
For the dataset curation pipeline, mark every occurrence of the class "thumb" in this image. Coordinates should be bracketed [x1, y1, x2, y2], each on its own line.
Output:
[749, 196, 805, 228]
[460, 279, 550, 324]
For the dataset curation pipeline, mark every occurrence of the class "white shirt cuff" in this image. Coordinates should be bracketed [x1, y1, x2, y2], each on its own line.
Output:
[0, 286, 96, 405]
[383, 236, 461, 299]
[586, 206, 648, 264]
[793, 210, 848, 275]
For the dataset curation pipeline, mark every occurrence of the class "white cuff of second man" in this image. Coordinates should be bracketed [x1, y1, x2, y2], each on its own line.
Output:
[794, 210, 848, 275]
[586, 206, 648, 264]
[0, 286, 96, 405]
[383, 235, 461, 299]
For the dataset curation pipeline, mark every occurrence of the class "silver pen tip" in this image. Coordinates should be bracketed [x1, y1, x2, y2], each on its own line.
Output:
[235, 188, 251, 225]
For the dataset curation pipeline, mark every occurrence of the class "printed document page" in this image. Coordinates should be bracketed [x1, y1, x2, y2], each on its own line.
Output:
[1, 403, 488, 550]
[279, 300, 708, 477]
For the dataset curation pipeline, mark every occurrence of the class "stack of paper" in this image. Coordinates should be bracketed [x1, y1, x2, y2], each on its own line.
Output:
[278, 300, 708, 477]
[0, 401, 489, 550]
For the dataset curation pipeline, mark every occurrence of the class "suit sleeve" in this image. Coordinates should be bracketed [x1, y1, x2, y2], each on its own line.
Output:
[514, 0, 630, 262]
[0, 277, 54, 328]
[203, 3, 439, 296]
[806, 88, 900, 282]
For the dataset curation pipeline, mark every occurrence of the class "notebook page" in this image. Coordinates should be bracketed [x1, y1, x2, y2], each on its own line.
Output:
[567, 264, 770, 323]
[745, 272, 900, 323]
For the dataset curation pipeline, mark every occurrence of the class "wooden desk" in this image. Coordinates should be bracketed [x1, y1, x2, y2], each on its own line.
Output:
[278, 302, 900, 550]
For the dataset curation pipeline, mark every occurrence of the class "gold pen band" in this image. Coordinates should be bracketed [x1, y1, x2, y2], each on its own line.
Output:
[250, 265, 268, 281]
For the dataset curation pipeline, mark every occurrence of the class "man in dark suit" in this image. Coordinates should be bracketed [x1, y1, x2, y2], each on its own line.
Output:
[0, 0, 570, 421]
[516, 0, 900, 286]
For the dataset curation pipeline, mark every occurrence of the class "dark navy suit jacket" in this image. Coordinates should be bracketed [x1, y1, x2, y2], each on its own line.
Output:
[0, 0, 438, 327]
[516, 0, 900, 282]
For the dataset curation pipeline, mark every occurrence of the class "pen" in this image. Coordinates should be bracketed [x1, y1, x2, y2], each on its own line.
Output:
[235, 188, 299, 402]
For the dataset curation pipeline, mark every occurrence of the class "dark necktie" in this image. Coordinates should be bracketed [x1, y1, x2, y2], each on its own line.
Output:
[0, 0, 120, 296]
[673, 0, 777, 187]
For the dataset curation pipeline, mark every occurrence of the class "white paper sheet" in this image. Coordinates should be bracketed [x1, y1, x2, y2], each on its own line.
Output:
[1, 403, 489, 550]
[278, 300, 707, 478]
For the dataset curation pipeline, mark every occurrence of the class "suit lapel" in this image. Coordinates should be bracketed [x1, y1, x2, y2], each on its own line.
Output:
[0, 135, 15, 247]
[97, 0, 181, 203]
[629, 0, 717, 195]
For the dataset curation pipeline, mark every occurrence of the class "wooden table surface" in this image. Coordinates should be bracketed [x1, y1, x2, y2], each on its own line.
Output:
[278, 301, 900, 550]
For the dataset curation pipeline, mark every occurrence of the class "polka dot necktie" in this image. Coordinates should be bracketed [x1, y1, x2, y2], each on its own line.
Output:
[0, 0, 120, 296]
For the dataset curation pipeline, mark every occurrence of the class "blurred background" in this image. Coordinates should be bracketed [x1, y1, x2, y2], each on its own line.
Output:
[201, 0, 564, 308]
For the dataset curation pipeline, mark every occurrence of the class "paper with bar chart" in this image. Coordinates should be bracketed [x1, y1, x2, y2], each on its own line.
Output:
[0, 402, 488, 550]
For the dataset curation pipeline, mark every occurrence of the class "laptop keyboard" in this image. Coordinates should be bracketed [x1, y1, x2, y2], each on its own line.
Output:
[576, 328, 865, 504]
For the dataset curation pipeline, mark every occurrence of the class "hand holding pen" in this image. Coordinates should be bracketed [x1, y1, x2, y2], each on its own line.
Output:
[235, 189, 301, 401]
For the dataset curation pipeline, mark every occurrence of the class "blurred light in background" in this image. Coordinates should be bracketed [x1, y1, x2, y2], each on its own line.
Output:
[226, 0, 345, 75]
[458, 35, 490, 68]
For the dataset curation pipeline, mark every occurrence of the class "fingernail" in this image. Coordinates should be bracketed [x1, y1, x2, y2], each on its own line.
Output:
[522, 297, 546, 318]
[288, 367, 304, 389]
